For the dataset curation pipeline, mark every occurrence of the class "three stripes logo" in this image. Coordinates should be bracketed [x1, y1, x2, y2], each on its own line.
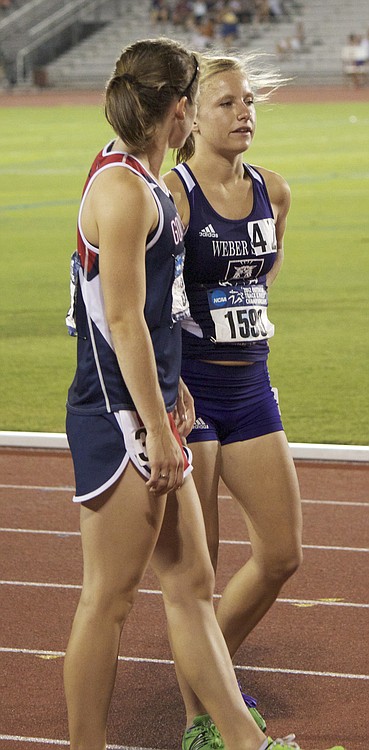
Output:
[193, 417, 210, 430]
[199, 223, 218, 238]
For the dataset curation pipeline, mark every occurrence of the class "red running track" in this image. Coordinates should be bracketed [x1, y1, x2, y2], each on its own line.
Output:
[0, 448, 368, 750]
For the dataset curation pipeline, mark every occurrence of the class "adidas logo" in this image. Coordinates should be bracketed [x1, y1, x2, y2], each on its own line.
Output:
[193, 417, 210, 430]
[199, 223, 218, 238]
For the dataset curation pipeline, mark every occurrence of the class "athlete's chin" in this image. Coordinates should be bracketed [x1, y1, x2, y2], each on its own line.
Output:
[230, 133, 253, 146]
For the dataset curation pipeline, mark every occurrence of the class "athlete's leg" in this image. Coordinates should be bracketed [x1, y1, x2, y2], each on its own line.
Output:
[190, 439, 222, 568]
[218, 430, 303, 656]
[171, 439, 222, 721]
[150, 474, 266, 750]
[64, 462, 167, 750]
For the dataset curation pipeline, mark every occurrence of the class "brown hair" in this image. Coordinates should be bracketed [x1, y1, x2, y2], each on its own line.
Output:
[176, 51, 285, 163]
[105, 38, 199, 151]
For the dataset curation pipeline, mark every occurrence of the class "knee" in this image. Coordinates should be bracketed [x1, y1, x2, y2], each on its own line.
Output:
[257, 545, 302, 587]
[80, 578, 138, 627]
[162, 558, 216, 607]
[261, 544, 303, 585]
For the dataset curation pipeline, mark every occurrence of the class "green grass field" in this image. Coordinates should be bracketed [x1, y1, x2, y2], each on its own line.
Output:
[1, 98, 368, 444]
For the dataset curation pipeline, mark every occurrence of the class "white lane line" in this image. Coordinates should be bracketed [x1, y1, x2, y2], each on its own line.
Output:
[0, 485, 74, 492]
[302, 498, 369, 507]
[0, 737, 69, 747]
[1, 527, 368, 553]
[0, 580, 368, 609]
[0, 528, 80, 536]
[1, 486, 368, 506]
[221, 539, 369, 553]
[219, 495, 369, 507]
[0, 647, 368, 681]
[0, 580, 82, 589]
[0, 737, 160, 749]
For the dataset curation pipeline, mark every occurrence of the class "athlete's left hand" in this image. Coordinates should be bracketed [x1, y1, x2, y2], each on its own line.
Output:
[173, 378, 195, 439]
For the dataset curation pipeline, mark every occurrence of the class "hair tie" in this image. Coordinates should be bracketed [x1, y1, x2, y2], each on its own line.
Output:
[121, 72, 135, 84]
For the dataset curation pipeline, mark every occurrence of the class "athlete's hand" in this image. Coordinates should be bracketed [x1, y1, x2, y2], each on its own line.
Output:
[173, 378, 195, 439]
[145, 423, 184, 495]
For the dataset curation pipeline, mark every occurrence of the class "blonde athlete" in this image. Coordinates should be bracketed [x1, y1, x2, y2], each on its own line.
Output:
[164, 53, 344, 750]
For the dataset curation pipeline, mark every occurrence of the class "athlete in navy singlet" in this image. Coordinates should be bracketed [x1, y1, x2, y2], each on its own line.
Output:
[67, 142, 187, 417]
[163, 53, 317, 749]
[172, 160, 277, 362]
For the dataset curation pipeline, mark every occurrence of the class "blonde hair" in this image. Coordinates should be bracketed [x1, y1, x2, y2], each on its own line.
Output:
[105, 38, 199, 151]
[176, 51, 285, 163]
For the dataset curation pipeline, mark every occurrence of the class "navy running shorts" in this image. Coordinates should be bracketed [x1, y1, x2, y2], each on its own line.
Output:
[181, 359, 283, 446]
[66, 409, 192, 503]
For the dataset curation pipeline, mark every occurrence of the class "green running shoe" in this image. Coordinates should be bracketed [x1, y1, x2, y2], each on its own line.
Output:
[266, 737, 300, 749]
[266, 737, 345, 750]
[181, 694, 266, 750]
[182, 714, 224, 750]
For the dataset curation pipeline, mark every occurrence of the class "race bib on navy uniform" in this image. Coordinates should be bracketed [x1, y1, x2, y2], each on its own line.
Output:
[208, 284, 274, 343]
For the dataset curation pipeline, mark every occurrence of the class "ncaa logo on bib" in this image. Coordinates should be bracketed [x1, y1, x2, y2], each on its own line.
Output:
[210, 290, 227, 307]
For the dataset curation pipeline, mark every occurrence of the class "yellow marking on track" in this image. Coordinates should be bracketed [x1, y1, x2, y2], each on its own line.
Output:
[293, 597, 345, 608]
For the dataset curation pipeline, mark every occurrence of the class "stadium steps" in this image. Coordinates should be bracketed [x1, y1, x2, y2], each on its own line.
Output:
[21, 0, 369, 88]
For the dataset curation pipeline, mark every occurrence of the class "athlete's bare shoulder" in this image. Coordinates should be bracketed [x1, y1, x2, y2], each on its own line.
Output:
[83, 161, 158, 243]
[253, 164, 291, 213]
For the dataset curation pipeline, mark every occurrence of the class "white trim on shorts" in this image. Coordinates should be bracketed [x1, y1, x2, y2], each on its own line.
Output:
[72, 410, 192, 503]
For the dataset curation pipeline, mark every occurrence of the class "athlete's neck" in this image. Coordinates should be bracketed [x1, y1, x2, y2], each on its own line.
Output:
[189, 150, 245, 186]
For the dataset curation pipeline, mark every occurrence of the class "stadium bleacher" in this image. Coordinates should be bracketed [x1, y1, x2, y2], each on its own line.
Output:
[1, 0, 368, 89]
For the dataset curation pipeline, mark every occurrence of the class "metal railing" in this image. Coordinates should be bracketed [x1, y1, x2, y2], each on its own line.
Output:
[0, 0, 69, 35]
[9, 0, 119, 83]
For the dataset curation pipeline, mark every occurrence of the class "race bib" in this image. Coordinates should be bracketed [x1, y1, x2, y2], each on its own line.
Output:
[172, 252, 190, 323]
[208, 285, 274, 343]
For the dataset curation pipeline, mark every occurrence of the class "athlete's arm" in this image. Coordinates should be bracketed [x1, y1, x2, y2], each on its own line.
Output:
[257, 167, 291, 288]
[86, 166, 184, 492]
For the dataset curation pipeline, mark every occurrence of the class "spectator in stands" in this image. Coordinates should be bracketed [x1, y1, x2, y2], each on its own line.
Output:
[268, 0, 283, 21]
[172, 0, 193, 28]
[237, 0, 256, 24]
[218, 1, 241, 48]
[150, 0, 170, 25]
[193, 0, 208, 26]
[276, 21, 306, 59]
[191, 13, 216, 51]
[342, 32, 368, 87]
[254, 0, 270, 24]
[359, 28, 369, 63]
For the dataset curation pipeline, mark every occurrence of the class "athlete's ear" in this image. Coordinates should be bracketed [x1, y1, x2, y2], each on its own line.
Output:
[192, 119, 200, 133]
[175, 96, 187, 121]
